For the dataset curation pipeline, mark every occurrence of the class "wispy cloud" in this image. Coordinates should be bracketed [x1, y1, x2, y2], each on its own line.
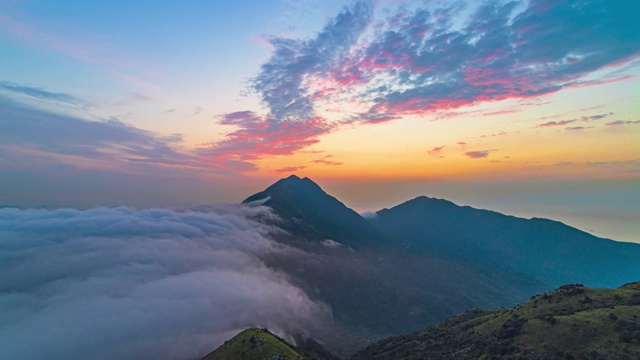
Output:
[554, 159, 640, 167]
[428, 146, 445, 157]
[0, 81, 88, 108]
[580, 112, 614, 122]
[606, 120, 640, 126]
[465, 150, 495, 159]
[480, 130, 508, 138]
[312, 154, 343, 166]
[0, 95, 227, 174]
[274, 166, 307, 173]
[537, 120, 576, 128]
[536, 112, 614, 129]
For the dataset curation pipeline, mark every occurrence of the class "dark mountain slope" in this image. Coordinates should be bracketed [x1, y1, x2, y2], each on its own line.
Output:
[260, 243, 547, 355]
[372, 196, 640, 287]
[243, 175, 387, 248]
[351, 282, 640, 360]
[243, 177, 549, 355]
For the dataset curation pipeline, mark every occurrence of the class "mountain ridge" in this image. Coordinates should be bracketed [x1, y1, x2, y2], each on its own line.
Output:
[238, 176, 640, 355]
[370, 194, 640, 287]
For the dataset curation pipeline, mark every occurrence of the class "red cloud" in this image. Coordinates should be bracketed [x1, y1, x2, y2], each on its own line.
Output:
[198, 111, 334, 172]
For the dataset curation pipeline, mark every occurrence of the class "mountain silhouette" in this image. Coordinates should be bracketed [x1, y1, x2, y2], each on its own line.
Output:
[243, 175, 388, 248]
[371, 195, 640, 287]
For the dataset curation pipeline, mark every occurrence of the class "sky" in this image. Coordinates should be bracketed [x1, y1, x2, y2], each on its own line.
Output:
[0, 0, 638, 242]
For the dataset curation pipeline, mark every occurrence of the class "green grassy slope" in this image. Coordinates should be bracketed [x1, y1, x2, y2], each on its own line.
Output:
[201, 328, 313, 360]
[351, 282, 640, 360]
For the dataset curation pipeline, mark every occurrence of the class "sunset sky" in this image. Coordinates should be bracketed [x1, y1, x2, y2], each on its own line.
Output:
[0, 0, 638, 242]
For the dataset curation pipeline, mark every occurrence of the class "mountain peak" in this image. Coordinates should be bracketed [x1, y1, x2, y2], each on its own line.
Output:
[243, 176, 388, 247]
[243, 175, 324, 204]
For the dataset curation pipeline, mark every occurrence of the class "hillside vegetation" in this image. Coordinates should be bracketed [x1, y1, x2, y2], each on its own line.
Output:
[351, 282, 640, 360]
[201, 328, 313, 360]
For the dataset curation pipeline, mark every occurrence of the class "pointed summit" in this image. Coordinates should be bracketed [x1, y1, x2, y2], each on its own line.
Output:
[243, 175, 324, 204]
[243, 176, 387, 247]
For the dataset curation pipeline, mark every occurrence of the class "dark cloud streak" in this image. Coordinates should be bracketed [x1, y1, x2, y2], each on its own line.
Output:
[0, 95, 231, 173]
[0, 81, 88, 108]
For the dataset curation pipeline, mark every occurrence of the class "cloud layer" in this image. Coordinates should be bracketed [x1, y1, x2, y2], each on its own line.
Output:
[0, 95, 234, 175]
[0, 205, 330, 360]
[201, 0, 639, 169]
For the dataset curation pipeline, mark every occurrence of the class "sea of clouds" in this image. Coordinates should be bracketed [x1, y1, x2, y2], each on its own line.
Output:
[0, 204, 330, 360]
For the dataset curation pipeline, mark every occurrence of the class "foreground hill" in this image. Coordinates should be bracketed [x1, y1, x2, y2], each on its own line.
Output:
[351, 282, 640, 360]
[201, 328, 313, 360]
[372, 196, 640, 288]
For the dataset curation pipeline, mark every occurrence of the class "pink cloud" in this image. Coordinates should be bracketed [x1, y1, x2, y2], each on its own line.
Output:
[198, 111, 333, 172]
[312, 155, 343, 166]
[481, 108, 521, 117]
[428, 146, 445, 157]
[479, 130, 507, 138]
[274, 166, 307, 174]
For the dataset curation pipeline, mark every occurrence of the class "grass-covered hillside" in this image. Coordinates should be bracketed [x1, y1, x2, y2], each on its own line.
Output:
[201, 328, 313, 360]
[351, 282, 640, 360]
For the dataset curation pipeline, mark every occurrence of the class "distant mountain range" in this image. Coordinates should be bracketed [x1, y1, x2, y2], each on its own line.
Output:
[235, 175, 640, 356]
